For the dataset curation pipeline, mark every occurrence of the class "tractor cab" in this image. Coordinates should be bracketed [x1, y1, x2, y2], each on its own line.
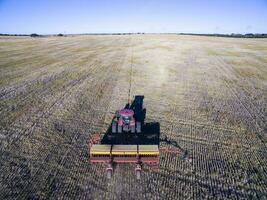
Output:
[118, 109, 135, 126]
[112, 108, 141, 133]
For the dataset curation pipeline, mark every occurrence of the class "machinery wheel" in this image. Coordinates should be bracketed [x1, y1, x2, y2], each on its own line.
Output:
[136, 122, 141, 133]
[118, 125, 122, 133]
[136, 170, 141, 180]
[107, 170, 112, 179]
[131, 125, 135, 133]
[112, 122, 117, 133]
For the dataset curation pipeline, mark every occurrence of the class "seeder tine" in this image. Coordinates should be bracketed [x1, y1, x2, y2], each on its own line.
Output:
[136, 170, 141, 180]
[135, 164, 142, 180]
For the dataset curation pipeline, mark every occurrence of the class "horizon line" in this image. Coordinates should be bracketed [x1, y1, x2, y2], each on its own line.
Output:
[1, 32, 267, 36]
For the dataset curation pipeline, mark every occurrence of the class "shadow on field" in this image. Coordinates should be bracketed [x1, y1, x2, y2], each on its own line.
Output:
[101, 95, 160, 145]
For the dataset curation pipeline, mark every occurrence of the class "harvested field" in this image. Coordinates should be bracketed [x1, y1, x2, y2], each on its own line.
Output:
[0, 34, 266, 199]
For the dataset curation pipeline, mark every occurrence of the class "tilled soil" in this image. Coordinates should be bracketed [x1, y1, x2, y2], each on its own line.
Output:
[0, 35, 266, 199]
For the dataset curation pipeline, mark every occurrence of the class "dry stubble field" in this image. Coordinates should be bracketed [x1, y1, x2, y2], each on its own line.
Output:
[0, 35, 266, 199]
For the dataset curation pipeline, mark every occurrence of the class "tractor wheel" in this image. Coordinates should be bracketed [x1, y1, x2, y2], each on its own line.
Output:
[112, 122, 117, 133]
[131, 125, 135, 133]
[118, 125, 122, 133]
[136, 122, 141, 133]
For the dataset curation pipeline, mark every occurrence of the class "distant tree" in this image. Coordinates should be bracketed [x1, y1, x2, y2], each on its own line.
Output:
[57, 33, 64, 37]
[245, 33, 254, 38]
[30, 33, 39, 37]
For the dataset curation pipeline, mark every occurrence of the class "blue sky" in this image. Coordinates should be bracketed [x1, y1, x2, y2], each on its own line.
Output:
[0, 0, 266, 34]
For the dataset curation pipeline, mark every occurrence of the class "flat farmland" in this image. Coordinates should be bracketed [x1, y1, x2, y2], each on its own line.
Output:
[0, 35, 266, 199]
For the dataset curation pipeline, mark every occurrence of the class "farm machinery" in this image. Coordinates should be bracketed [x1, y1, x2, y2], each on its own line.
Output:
[88, 96, 160, 179]
[88, 96, 187, 179]
[88, 52, 183, 179]
[112, 109, 141, 133]
[112, 96, 144, 134]
[89, 143, 159, 179]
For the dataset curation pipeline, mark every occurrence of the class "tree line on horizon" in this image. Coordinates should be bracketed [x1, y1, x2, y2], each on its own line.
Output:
[178, 33, 267, 38]
[0, 32, 267, 38]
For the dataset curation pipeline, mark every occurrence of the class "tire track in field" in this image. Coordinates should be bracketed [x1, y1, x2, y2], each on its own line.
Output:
[39, 61, 126, 199]
[0, 38, 119, 129]
[212, 56, 266, 144]
[14, 39, 129, 199]
[0, 36, 110, 97]
[2, 59, 105, 148]
[0, 61, 97, 138]
[215, 56, 266, 125]
[0, 40, 100, 100]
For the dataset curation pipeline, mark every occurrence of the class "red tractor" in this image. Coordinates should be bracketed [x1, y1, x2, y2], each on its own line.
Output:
[112, 108, 141, 133]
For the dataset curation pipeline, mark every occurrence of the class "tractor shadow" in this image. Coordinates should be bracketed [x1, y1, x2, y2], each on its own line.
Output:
[101, 95, 160, 145]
